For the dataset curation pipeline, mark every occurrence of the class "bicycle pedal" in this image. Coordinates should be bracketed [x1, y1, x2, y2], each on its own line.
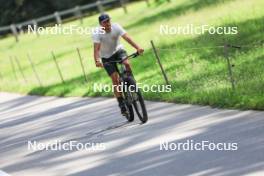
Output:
[122, 111, 129, 116]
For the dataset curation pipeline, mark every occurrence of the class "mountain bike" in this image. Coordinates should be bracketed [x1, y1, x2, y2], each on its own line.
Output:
[105, 52, 148, 123]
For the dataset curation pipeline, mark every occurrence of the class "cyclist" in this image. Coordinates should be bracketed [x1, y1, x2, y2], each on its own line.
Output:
[92, 13, 144, 116]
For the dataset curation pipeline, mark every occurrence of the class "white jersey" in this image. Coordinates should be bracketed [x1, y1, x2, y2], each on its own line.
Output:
[92, 23, 126, 58]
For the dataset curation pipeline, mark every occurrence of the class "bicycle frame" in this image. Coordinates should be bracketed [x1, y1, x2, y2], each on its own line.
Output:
[102, 52, 148, 123]
[105, 52, 139, 80]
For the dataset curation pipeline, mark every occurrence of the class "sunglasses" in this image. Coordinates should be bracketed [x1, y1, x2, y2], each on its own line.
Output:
[101, 19, 110, 24]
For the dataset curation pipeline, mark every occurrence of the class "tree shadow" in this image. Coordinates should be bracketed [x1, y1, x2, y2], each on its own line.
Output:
[125, 0, 235, 30]
[65, 110, 264, 176]
[144, 16, 264, 109]
[157, 16, 264, 61]
[1, 93, 264, 176]
[23, 15, 264, 110]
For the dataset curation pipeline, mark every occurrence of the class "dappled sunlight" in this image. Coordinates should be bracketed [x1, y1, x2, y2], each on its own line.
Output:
[1, 93, 263, 175]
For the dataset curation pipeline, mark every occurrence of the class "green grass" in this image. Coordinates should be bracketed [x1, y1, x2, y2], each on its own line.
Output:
[0, 0, 263, 110]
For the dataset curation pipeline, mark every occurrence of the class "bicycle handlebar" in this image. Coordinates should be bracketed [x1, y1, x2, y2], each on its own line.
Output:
[127, 52, 140, 58]
[104, 52, 141, 63]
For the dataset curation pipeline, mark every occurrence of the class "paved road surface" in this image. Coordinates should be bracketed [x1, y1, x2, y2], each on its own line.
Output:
[0, 93, 263, 176]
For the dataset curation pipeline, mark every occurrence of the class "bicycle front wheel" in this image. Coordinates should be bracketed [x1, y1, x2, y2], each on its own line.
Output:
[126, 77, 148, 123]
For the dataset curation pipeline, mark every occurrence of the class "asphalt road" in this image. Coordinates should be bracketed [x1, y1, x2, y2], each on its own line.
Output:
[0, 92, 263, 176]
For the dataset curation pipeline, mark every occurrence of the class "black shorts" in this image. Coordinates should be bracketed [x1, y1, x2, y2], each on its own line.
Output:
[102, 49, 128, 76]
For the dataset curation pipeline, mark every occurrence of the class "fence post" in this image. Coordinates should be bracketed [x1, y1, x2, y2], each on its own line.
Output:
[120, 0, 128, 14]
[150, 40, 170, 85]
[14, 56, 27, 83]
[96, 1, 104, 14]
[17, 24, 24, 35]
[10, 24, 19, 42]
[74, 6, 83, 24]
[54, 12, 62, 24]
[224, 43, 235, 91]
[27, 53, 42, 87]
[9, 56, 18, 81]
[32, 20, 39, 37]
[76, 48, 88, 82]
[51, 51, 65, 84]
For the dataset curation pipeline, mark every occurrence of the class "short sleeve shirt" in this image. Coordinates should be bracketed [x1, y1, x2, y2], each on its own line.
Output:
[92, 23, 126, 58]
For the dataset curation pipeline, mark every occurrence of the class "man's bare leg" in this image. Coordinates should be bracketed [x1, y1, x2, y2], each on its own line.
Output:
[122, 59, 132, 76]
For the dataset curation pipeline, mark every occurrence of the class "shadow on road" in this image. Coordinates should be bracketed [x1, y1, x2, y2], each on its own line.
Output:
[0, 94, 263, 175]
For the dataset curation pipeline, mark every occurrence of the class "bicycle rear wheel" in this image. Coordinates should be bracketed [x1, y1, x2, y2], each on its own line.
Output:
[133, 90, 148, 123]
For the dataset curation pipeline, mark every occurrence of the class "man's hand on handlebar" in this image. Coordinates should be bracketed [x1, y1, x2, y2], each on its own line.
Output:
[95, 60, 103, 68]
[136, 48, 144, 55]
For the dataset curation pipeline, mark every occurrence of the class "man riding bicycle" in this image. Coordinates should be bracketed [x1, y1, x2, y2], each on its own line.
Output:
[92, 13, 144, 116]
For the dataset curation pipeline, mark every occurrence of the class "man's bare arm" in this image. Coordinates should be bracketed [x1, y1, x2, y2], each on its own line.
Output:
[93, 43, 103, 67]
[122, 33, 144, 54]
